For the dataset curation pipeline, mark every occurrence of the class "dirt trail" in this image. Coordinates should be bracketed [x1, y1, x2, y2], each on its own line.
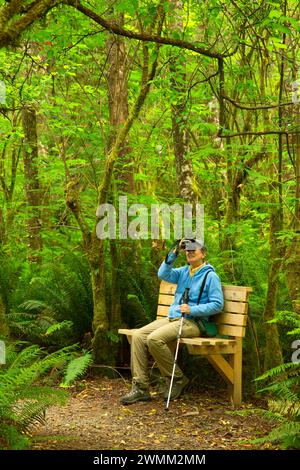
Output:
[30, 377, 277, 450]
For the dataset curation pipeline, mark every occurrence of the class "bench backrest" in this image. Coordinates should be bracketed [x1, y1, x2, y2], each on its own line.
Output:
[157, 281, 252, 338]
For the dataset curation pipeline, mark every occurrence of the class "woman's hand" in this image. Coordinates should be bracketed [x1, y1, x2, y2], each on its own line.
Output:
[180, 304, 190, 315]
[173, 239, 185, 254]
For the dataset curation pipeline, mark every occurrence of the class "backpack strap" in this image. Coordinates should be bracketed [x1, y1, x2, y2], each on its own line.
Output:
[197, 269, 213, 305]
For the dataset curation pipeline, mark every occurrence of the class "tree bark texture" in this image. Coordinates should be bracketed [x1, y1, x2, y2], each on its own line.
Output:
[22, 106, 43, 262]
[169, 0, 195, 203]
[284, 101, 300, 316]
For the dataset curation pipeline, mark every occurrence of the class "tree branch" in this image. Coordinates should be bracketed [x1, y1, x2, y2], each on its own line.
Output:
[219, 130, 298, 138]
[0, 0, 235, 62]
[67, 0, 232, 60]
[0, 0, 63, 48]
[223, 94, 295, 111]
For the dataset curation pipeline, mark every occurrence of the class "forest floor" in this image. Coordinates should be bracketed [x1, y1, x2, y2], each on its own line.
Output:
[29, 373, 279, 451]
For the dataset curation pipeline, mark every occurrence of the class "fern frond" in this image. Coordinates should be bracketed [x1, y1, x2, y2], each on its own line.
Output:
[60, 352, 92, 387]
[250, 422, 300, 449]
[255, 361, 300, 382]
[7, 312, 37, 322]
[269, 399, 300, 419]
[44, 321, 73, 336]
[267, 310, 300, 328]
[7, 344, 41, 371]
[13, 389, 66, 430]
[0, 424, 30, 450]
[258, 377, 300, 397]
[19, 300, 54, 313]
[288, 327, 300, 335]
[0, 343, 70, 450]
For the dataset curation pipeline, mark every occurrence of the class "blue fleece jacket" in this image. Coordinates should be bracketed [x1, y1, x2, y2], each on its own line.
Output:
[157, 252, 224, 320]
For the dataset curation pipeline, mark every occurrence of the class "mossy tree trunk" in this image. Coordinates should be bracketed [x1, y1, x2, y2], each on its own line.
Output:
[65, 34, 160, 363]
[0, 0, 64, 48]
[0, 110, 20, 246]
[169, 1, 195, 204]
[106, 13, 131, 338]
[22, 106, 43, 263]
[263, 204, 284, 370]
[262, 29, 286, 370]
[284, 64, 300, 316]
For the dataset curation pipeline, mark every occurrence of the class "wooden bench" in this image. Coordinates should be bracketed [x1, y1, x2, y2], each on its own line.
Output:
[119, 281, 253, 407]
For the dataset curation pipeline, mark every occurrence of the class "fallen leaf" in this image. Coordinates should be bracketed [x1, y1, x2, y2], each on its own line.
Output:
[182, 411, 199, 417]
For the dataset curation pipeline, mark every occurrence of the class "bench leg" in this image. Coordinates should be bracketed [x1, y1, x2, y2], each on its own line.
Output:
[231, 340, 242, 407]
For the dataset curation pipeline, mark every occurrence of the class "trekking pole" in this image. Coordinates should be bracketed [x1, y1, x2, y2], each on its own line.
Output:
[165, 287, 190, 411]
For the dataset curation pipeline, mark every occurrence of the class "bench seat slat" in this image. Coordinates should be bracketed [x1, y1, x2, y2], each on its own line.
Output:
[180, 337, 236, 346]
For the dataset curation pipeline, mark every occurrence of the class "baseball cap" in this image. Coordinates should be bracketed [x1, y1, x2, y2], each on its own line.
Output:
[183, 239, 206, 251]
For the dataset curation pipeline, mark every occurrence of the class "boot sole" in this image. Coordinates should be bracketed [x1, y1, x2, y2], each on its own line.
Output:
[120, 396, 151, 405]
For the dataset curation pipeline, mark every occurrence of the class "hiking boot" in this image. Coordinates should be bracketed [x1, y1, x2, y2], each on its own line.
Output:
[157, 377, 168, 396]
[164, 375, 189, 401]
[120, 384, 151, 405]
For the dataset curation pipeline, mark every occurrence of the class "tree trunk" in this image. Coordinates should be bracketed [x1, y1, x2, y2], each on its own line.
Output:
[0, 0, 63, 48]
[0, 296, 9, 337]
[263, 202, 284, 370]
[106, 15, 133, 193]
[0, 111, 22, 245]
[169, 0, 195, 203]
[106, 14, 132, 338]
[262, 28, 286, 370]
[284, 101, 300, 316]
[66, 40, 160, 363]
[22, 106, 43, 263]
[218, 58, 237, 279]
[89, 235, 116, 365]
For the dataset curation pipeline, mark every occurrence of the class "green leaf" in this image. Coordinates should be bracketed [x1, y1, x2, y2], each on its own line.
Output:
[269, 10, 281, 19]
[44, 321, 73, 336]
[60, 353, 92, 387]
[115, 0, 138, 15]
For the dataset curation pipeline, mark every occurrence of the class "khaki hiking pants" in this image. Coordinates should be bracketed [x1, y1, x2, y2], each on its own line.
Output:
[130, 317, 200, 390]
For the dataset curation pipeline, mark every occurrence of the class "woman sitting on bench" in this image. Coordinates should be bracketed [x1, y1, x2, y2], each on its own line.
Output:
[120, 239, 224, 405]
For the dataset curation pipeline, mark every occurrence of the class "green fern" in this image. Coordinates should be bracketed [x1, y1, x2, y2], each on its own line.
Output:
[44, 320, 73, 336]
[60, 352, 92, 387]
[267, 310, 300, 328]
[0, 342, 72, 450]
[252, 310, 300, 449]
[9, 252, 93, 347]
[0, 424, 30, 450]
[255, 361, 299, 382]
[250, 422, 300, 450]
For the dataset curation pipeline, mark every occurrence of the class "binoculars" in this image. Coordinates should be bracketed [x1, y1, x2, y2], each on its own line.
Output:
[176, 239, 196, 250]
